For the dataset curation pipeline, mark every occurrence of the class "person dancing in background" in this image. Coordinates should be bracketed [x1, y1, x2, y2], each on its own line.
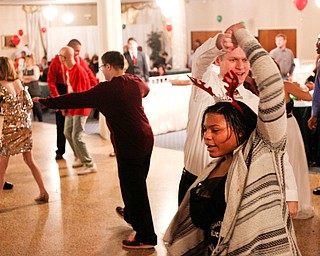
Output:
[58, 46, 97, 175]
[47, 39, 98, 161]
[0, 57, 48, 203]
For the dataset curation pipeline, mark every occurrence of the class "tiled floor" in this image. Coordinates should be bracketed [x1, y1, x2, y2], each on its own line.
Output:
[0, 121, 319, 256]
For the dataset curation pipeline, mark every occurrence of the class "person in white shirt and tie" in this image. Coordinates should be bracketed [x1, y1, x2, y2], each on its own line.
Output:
[124, 37, 149, 82]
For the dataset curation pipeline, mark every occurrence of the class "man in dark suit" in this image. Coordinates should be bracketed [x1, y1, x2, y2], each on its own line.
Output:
[124, 37, 149, 82]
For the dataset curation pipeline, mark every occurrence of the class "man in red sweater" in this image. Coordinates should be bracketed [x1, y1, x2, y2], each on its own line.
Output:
[35, 51, 157, 249]
[47, 39, 98, 160]
[58, 46, 96, 175]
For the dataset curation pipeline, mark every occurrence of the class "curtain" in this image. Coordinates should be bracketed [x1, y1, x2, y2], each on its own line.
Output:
[46, 26, 99, 61]
[23, 5, 46, 64]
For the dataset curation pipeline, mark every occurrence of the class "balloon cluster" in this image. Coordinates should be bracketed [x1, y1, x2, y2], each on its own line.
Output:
[11, 29, 24, 46]
[293, 0, 308, 11]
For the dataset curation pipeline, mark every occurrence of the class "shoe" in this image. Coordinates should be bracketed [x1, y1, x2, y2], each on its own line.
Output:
[34, 192, 49, 203]
[313, 187, 320, 195]
[122, 238, 155, 249]
[77, 163, 97, 175]
[109, 152, 116, 157]
[55, 154, 63, 160]
[116, 206, 125, 220]
[72, 158, 83, 168]
[3, 181, 13, 190]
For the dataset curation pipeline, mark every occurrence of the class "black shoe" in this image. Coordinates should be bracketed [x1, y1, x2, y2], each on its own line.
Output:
[3, 181, 13, 190]
[313, 187, 320, 195]
[116, 206, 124, 220]
[122, 238, 155, 249]
[55, 154, 63, 160]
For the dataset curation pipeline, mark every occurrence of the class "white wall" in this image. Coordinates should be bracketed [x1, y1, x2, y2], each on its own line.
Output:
[1, 1, 320, 64]
[185, 0, 320, 61]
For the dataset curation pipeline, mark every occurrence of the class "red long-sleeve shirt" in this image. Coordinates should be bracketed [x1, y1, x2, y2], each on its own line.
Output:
[67, 63, 92, 116]
[47, 55, 67, 97]
[47, 55, 98, 98]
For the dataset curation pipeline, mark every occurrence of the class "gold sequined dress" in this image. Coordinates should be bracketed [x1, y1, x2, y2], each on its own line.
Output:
[0, 85, 33, 156]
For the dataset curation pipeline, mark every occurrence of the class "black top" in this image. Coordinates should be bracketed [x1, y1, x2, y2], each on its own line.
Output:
[190, 175, 227, 229]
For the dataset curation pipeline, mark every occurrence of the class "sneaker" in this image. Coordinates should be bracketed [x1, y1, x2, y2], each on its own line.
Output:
[116, 206, 125, 220]
[77, 163, 97, 175]
[122, 238, 155, 249]
[72, 158, 83, 168]
[3, 181, 13, 190]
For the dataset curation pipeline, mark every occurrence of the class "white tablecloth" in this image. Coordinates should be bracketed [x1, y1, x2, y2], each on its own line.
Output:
[143, 83, 192, 135]
[99, 82, 192, 139]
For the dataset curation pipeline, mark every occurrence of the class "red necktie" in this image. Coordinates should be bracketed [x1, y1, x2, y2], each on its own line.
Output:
[132, 54, 137, 65]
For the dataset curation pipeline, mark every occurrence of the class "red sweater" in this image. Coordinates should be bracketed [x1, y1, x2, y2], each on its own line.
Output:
[47, 55, 98, 97]
[40, 74, 153, 158]
[67, 63, 92, 116]
[47, 55, 68, 97]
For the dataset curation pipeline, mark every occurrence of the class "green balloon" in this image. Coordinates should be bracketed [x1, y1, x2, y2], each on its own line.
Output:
[217, 15, 222, 23]
[122, 24, 126, 29]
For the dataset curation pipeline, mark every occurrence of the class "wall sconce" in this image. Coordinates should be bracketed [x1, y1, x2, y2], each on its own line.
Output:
[84, 13, 92, 20]
[62, 12, 74, 24]
[43, 6, 58, 21]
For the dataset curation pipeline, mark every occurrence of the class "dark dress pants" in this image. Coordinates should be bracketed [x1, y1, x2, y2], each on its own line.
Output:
[55, 110, 66, 156]
[116, 154, 157, 245]
[32, 102, 43, 122]
[55, 83, 67, 156]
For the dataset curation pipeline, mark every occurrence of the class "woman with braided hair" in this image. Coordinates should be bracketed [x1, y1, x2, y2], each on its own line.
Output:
[164, 22, 301, 256]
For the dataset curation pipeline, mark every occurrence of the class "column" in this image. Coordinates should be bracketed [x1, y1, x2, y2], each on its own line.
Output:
[97, 0, 122, 139]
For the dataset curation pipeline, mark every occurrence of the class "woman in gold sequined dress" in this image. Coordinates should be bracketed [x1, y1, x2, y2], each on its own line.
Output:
[0, 57, 48, 203]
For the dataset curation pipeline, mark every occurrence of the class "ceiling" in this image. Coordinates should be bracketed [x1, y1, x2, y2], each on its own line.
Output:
[0, 0, 152, 5]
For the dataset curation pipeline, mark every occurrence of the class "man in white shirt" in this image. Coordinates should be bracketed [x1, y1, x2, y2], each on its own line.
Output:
[124, 37, 149, 82]
[179, 33, 298, 216]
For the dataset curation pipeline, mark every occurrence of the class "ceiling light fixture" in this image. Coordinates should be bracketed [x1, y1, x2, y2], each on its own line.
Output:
[62, 12, 74, 24]
[42, 5, 58, 21]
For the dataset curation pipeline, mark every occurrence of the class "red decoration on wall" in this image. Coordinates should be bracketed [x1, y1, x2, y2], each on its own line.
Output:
[18, 29, 24, 36]
[11, 35, 20, 46]
[41, 27, 47, 33]
[166, 24, 172, 32]
[293, 0, 308, 11]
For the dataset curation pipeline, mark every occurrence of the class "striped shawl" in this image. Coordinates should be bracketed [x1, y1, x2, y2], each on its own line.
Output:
[163, 28, 301, 256]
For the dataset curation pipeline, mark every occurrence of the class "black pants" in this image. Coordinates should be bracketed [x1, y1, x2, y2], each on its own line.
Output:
[32, 102, 43, 122]
[55, 83, 67, 156]
[178, 168, 198, 205]
[116, 154, 157, 245]
[55, 110, 66, 156]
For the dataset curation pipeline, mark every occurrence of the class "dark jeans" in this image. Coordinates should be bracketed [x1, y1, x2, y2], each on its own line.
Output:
[55, 83, 67, 156]
[116, 154, 157, 245]
[178, 168, 198, 206]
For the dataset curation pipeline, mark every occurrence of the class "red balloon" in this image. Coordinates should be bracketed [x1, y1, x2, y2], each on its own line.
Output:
[11, 35, 20, 46]
[166, 24, 172, 32]
[293, 0, 308, 11]
[18, 29, 23, 36]
[41, 27, 46, 33]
